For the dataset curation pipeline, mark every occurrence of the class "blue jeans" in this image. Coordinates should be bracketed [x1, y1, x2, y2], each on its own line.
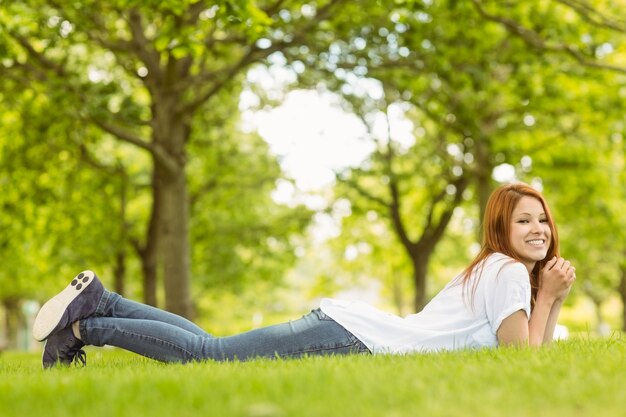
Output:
[79, 290, 370, 363]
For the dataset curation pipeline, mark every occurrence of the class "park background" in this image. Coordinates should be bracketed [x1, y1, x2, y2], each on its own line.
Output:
[1, 0, 625, 352]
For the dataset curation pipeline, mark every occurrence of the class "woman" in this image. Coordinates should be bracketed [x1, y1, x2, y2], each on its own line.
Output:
[33, 182, 575, 368]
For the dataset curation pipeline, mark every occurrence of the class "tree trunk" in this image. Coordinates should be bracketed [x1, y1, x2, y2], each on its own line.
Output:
[151, 91, 192, 319]
[139, 169, 161, 307]
[389, 177, 467, 313]
[475, 139, 492, 239]
[1, 299, 19, 350]
[619, 261, 626, 332]
[411, 247, 432, 312]
[476, 175, 490, 228]
[141, 252, 158, 306]
[113, 251, 126, 296]
[114, 176, 128, 296]
[158, 161, 192, 318]
[391, 276, 405, 317]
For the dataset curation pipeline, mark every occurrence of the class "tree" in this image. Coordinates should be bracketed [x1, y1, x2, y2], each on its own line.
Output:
[0, 76, 135, 345]
[470, 0, 626, 75]
[285, 0, 625, 313]
[334, 102, 468, 311]
[1, 0, 350, 317]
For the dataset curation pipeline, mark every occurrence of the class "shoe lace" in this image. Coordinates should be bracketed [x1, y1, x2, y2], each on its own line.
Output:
[68, 346, 87, 367]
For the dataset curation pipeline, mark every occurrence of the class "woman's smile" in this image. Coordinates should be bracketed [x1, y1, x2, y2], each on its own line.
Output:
[510, 196, 552, 272]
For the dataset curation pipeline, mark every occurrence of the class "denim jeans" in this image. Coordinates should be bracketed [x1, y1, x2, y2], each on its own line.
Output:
[79, 290, 370, 363]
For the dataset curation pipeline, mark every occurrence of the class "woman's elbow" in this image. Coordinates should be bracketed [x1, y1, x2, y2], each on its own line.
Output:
[496, 310, 531, 347]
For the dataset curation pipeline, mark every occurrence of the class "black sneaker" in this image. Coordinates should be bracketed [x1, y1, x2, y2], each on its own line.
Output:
[42, 326, 87, 369]
[33, 270, 105, 341]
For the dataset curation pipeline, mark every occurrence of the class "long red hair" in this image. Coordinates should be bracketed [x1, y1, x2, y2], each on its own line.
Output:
[461, 183, 560, 308]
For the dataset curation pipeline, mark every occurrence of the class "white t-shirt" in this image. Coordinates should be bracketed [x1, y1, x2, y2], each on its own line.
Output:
[320, 252, 531, 354]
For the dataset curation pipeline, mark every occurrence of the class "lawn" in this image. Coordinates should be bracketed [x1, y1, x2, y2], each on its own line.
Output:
[1, 336, 624, 417]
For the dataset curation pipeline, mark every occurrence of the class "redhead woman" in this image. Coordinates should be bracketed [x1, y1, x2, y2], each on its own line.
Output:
[33, 182, 575, 367]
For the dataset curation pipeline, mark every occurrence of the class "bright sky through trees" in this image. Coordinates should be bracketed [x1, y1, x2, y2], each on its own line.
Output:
[251, 90, 372, 191]
[243, 84, 519, 207]
[241, 64, 419, 206]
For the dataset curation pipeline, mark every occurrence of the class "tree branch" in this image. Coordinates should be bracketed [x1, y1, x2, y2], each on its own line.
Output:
[6, 28, 172, 172]
[9, 32, 68, 78]
[422, 184, 450, 234]
[261, 0, 289, 17]
[90, 118, 177, 174]
[44, 0, 146, 82]
[338, 173, 391, 210]
[90, 118, 150, 150]
[183, 0, 348, 113]
[470, 0, 626, 74]
[181, 46, 259, 113]
[422, 175, 468, 245]
[388, 177, 417, 254]
[380, 109, 417, 252]
[127, 8, 163, 83]
[189, 178, 219, 206]
[78, 143, 121, 175]
[555, 0, 626, 33]
[183, 1, 207, 26]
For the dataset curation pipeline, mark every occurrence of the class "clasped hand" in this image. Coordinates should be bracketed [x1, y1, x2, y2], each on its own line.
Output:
[539, 256, 576, 302]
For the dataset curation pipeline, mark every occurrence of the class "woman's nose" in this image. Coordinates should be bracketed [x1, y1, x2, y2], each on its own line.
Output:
[530, 220, 543, 232]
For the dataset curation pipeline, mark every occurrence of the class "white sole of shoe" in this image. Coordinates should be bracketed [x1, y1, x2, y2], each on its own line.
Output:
[32, 270, 96, 341]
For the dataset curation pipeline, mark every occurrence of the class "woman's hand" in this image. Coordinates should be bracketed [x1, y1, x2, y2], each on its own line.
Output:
[500, 257, 575, 347]
[539, 256, 576, 302]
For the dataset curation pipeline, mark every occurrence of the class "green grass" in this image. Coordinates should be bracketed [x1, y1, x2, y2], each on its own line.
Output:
[2, 336, 625, 417]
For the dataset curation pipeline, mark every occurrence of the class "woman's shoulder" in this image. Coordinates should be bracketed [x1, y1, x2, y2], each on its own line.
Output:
[483, 252, 529, 279]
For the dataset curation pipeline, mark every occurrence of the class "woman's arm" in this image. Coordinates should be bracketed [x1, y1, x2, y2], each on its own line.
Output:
[497, 297, 554, 347]
[542, 299, 564, 343]
[539, 257, 575, 343]
[497, 257, 575, 347]
[527, 292, 558, 346]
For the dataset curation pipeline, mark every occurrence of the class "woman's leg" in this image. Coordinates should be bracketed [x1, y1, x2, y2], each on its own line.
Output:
[96, 290, 212, 337]
[79, 309, 370, 363]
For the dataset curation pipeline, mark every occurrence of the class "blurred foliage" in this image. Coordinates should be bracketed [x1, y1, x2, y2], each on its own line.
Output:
[275, 0, 626, 317]
[0, 0, 625, 337]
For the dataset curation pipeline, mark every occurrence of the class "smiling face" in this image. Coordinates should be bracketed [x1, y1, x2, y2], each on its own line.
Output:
[509, 196, 552, 273]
